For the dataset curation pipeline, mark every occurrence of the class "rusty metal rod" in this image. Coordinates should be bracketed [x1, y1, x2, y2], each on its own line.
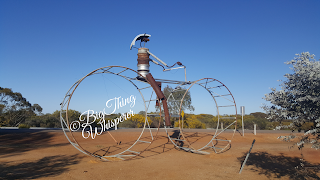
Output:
[146, 73, 171, 126]
[107, 131, 119, 144]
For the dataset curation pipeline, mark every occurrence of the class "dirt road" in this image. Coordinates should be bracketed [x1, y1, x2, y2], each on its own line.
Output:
[0, 129, 319, 179]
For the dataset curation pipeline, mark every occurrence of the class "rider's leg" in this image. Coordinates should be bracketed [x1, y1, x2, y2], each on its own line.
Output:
[146, 73, 171, 126]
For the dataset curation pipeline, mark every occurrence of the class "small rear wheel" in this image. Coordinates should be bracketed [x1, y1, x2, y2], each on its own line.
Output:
[165, 78, 237, 154]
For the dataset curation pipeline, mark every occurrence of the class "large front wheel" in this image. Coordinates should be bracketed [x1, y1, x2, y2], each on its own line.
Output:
[60, 66, 160, 161]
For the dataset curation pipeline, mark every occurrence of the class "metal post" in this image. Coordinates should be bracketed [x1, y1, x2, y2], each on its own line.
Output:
[241, 106, 245, 136]
[239, 139, 256, 174]
[221, 122, 223, 130]
[254, 124, 256, 135]
[184, 66, 187, 82]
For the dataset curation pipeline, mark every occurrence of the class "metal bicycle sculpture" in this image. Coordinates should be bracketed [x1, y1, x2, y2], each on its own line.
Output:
[60, 34, 238, 161]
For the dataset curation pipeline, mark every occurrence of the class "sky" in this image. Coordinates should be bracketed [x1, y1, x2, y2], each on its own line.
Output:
[1, 0, 319, 116]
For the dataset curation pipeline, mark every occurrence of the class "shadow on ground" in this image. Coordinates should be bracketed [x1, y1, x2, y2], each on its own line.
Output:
[238, 151, 320, 180]
[132, 135, 176, 160]
[174, 130, 232, 154]
[91, 134, 176, 161]
[0, 131, 68, 157]
[0, 154, 82, 179]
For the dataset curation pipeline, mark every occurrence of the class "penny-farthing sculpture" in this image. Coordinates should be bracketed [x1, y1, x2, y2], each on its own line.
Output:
[60, 34, 237, 161]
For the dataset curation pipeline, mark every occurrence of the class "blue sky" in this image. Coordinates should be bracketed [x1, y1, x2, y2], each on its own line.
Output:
[1, 0, 319, 115]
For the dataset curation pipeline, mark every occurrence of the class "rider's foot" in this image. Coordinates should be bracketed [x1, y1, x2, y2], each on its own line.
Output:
[136, 76, 147, 82]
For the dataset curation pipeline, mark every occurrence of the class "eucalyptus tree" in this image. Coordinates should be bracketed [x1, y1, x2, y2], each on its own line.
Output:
[0, 87, 42, 126]
[262, 52, 320, 150]
[156, 85, 195, 115]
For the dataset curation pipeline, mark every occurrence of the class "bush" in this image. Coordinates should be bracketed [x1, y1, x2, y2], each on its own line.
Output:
[175, 114, 206, 129]
[18, 123, 30, 129]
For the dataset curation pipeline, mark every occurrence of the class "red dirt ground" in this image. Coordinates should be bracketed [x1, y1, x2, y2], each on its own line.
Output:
[0, 129, 319, 180]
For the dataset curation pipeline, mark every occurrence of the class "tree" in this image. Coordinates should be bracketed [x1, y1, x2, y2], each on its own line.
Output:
[158, 85, 195, 115]
[32, 104, 43, 116]
[250, 112, 267, 119]
[0, 87, 43, 126]
[262, 52, 320, 150]
[0, 87, 32, 110]
[249, 112, 271, 130]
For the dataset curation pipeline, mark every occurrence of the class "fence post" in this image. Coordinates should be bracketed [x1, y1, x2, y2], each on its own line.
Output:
[240, 106, 245, 136]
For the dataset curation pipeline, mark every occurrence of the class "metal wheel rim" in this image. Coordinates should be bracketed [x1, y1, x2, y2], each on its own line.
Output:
[165, 78, 237, 154]
[60, 66, 160, 161]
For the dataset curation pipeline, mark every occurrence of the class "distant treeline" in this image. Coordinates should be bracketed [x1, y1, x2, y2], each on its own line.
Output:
[2, 110, 313, 131]
[175, 112, 313, 131]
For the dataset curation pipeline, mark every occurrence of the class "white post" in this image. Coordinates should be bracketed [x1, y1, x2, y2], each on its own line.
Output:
[254, 124, 256, 135]
[221, 122, 223, 130]
[241, 106, 245, 136]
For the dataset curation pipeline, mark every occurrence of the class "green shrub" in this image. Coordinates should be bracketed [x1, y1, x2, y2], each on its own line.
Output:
[18, 123, 30, 129]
